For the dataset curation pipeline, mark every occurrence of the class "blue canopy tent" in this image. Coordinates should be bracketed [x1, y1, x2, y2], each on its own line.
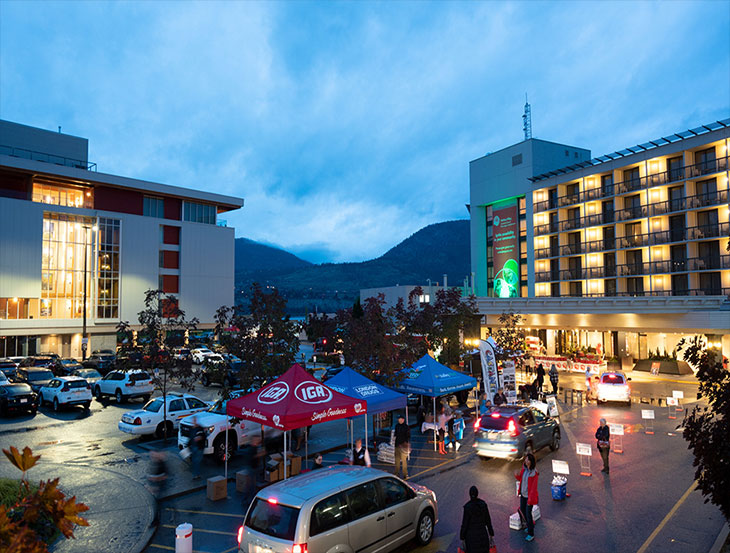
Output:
[326, 366, 407, 454]
[392, 354, 477, 450]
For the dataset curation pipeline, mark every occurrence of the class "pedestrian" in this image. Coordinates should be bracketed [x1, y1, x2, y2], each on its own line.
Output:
[351, 438, 371, 467]
[514, 452, 539, 542]
[394, 414, 411, 479]
[595, 418, 611, 474]
[189, 417, 205, 480]
[535, 363, 545, 393]
[548, 364, 559, 396]
[478, 392, 487, 416]
[493, 388, 507, 406]
[147, 450, 169, 526]
[459, 485, 495, 553]
[585, 367, 593, 399]
[437, 405, 452, 455]
[416, 402, 426, 427]
[450, 410, 464, 451]
[238, 435, 261, 508]
[311, 452, 324, 470]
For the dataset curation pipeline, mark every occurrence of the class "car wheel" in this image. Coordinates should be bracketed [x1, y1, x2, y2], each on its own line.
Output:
[29, 408, 37, 416]
[115, 389, 124, 403]
[38, 393, 44, 406]
[53, 397, 60, 412]
[550, 430, 560, 451]
[95, 386, 103, 400]
[201, 375, 210, 387]
[213, 434, 235, 462]
[83, 401, 91, 412]
[156, 420, 174, 439]
[0, 403, 7, 417]
[416, 509, 434, 545]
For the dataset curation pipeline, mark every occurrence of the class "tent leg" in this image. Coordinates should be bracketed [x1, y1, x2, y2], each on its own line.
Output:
[433, 396, 437, 451]
[405, 405, 409, 425]
[283, 431, 287, 480]
[225, 421, 229, 481]
[305, 430, 308, 470]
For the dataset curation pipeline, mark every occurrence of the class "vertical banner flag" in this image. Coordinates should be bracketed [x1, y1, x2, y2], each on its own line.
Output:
[479, 338, 499, 401]
[502, 360, 517, 403]
[492, 200, 520, 298]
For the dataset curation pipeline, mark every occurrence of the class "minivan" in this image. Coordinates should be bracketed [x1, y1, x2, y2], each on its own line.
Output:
[238, 466, 437, 553]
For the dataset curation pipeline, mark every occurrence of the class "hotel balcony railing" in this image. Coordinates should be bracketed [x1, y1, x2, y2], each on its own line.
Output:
[687, 189, 729, 209]
[0, 144, 98, 171]
[688, 222, 730, 240]
[616, 205, 647, 221]
[535, 247, 560, 259]
[559, 213, 603, 232]
[576, 288, 730, 298]
[535, 221, 560, 235]
[559, 239, 606, 256]
[689, 255, 730, 271]
[532, 155, 729, 213]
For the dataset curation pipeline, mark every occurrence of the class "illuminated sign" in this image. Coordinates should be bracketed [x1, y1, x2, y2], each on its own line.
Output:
[491, 200, 520, 297]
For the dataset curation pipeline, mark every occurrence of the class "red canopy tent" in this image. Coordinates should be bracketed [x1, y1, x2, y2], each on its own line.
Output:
[226, 364, 366, 478]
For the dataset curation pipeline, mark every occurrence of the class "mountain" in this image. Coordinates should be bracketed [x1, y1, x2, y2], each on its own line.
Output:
[235, 219, 471, 314]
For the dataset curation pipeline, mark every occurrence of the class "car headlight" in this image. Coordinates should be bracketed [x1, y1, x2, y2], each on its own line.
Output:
[206, 425, 216, 434]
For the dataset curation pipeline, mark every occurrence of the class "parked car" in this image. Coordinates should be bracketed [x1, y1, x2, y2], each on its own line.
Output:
[0, 359, 18, 380]
[51, 358, 83, 376]
[15, 367, 55, 393]
[237, 466, 438, 553]
[92, 349, 117, 359]
[200, 355, 237, 387]
[191, 348, 214, 364]
[38, 352, 61, 362]
[0, 383, 38, 416]
[38, 376, 92, 412]
[93, 370, 154, 403]
[322, 366, 344, 382]
[178, 389, 282, 462]
[118, 392, 210, 438]
[474, 405, 560, 460]
[71, 368, 102, 386]
[595, 371, 632, 406]
[19, 356, 54, 369]
[115, 351, 143, 369]
[172, 348, 193, 365]
[83, 354, 116, 375]
[0, 371, 8, 384]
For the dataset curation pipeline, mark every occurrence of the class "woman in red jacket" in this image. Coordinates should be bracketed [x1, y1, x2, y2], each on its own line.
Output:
[515, 453, 539, 542]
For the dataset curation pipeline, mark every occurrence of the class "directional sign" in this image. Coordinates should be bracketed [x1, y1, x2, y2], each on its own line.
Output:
[641, 409, 655, 420]
[672, 390, 684, 399]
[576, 443, 592, 456]
[552, 460, 570, 475]
[609, 423, 624, 436]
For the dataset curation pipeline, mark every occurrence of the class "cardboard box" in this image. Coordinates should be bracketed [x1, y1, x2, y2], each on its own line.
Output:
[270, 453, 302, 477]
[207, 475, 227, 501]
[236, 470, 253, 492]
[265, 458, 281, 482]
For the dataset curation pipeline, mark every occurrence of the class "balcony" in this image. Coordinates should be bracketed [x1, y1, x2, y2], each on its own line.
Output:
[689, 255, 730, 271]
[616, 205, 647, 221]
[687, 189, 729, 209]
[688, 222, 730, 240]
[535, 222, 559, 235]
[559, 213, 603, 232]
[618, 263, 649, 276]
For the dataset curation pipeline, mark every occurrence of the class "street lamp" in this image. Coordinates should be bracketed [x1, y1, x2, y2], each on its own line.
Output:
[81, 223, 98, 360]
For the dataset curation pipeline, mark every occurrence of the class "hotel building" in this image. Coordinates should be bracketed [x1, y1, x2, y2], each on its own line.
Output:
[469, 119, 729, 361]
[0, 120, 243, 358]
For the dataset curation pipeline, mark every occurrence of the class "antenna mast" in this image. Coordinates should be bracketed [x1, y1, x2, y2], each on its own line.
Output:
[522, 94, 532, 140]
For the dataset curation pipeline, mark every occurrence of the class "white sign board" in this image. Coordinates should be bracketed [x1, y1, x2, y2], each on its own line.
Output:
[552, 460, 570, 475]
[642, 409, 655, 420]
[546, 395, 559, 417]
[666, 397, 678, 406]
[672, 390, 684, 399]
[609, 423, 624, 436]
[576, 443, 592, 456]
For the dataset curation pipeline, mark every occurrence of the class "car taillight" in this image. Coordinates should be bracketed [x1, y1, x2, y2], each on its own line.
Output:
[508, 419, 519, 437]
[126, 381, 134, 387]
[237, 526, 244, 545]
[134, 417, 142, 425]
[473, 417, 481, 431]
[292, 544, 308, 553]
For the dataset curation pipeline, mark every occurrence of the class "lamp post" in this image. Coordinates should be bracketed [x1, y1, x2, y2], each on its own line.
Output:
[81, 224, 98, 361]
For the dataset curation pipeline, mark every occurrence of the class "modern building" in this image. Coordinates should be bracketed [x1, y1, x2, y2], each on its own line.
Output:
[0, 120, 243, 358]
[360, 282, 453, 311]
[469, 119, 730, 361]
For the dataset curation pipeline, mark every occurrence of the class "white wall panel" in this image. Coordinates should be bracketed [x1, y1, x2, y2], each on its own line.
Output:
[0, 198, 43, 298]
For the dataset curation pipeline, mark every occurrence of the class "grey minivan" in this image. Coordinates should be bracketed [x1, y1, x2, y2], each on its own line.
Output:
[237, 466, 438, 553]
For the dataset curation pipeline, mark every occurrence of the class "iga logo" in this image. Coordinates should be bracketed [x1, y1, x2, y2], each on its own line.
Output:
[295, 382, 333, 404]
[258, 382, 290, 404]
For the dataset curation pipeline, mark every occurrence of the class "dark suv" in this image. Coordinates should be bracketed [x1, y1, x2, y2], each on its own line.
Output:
[474, 405, 560, 460]
[83, 354, 116, 375]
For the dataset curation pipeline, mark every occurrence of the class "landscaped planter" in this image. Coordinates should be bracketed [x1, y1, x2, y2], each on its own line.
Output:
[632, 359, 693, 375]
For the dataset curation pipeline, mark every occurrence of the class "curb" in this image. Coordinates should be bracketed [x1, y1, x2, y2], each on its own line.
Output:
[710, 522, 730, 553]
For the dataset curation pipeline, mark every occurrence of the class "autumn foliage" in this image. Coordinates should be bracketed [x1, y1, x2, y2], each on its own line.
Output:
[0, 446, 89, 553]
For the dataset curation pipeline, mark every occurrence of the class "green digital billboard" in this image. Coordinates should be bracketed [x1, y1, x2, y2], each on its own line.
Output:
[491, 200, 520, 298]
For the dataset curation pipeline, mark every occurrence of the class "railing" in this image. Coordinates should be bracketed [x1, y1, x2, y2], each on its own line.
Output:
[559, 213, 603, 232]
[615, 205, 647, 221]
[688, 222, 730, 240]
[687, 189, 729, 209]
[532, 155, 730, 213]
[0, 144, 97, 171]
[574, 288, 730, 298]
[689, 255, 730, 271]
[535, 222, 559, 235]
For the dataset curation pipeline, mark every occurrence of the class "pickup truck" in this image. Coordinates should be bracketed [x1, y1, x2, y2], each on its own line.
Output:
[177, 389, 282, 461]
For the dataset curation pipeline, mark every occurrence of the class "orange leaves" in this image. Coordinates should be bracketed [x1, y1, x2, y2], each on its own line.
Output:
[2, 446, 40, 474]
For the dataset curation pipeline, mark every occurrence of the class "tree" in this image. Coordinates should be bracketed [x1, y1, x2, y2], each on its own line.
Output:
[493, 310, 526, 364]
[214, 283, 300, 390]
[304, 313, 337, 347]
[678, 336, 730, 520]
[0, 446, 89, 552]
[428, 288, 480, 368]
[116, 289, 199, 440]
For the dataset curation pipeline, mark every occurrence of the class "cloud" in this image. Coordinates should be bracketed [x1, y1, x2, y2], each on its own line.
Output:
[1, 1, 728, 263]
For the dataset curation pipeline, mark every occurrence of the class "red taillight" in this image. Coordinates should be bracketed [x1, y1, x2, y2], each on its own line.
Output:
[237, 526, 244, 545]
[292, 544, 308, 553]
[267, 497, 278, 505]
[134, 417, 142, 425]
[508, 419, 519, 437]
[473, 417, 481, 431]
[125, 381, 134, 387]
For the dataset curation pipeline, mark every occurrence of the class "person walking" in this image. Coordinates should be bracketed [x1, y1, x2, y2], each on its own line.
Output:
[548, 364, 559, 396]
[515, 453, 539, 542]
[189, 417, 205, 480]
[351, 438, 371, 467]
[493, 388, 507, 406]
[585, 367, 593, 399]
[595, 418, 611, 474]
[535, 363, 546, 394]
[238, 435, 261, 508]
[394, 414, 411, 479]
[147, 450, 169, 526]
[459, 485, 495, 553]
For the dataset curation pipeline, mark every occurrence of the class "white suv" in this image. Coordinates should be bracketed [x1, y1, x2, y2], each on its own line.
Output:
[191, 348, 214, 364]
[178, 389, 282, 461]
[38, 376, 92, 412]
[118, 392, 210, 438]
[595, 371, 632, 406]
[94, 370, 154, 403]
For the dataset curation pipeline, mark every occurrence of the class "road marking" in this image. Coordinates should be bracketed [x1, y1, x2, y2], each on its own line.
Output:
[166, 507, 241, 518]
[408, 453, 473, 480]
[219, 547, 239, 553]
[162, 524, 236, 536]
[635, 480, 697, 553]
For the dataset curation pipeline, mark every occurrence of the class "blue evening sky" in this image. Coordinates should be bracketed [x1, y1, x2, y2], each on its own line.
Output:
[1, 1, 728, 263]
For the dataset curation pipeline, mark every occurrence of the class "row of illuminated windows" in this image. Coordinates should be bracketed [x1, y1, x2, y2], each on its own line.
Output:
[33, 181, 93, 209]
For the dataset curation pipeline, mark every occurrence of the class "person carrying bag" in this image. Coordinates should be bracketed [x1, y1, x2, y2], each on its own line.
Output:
[459, 485, 496, 553]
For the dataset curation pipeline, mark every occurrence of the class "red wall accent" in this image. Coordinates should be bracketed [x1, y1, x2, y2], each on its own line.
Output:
[94, 186, 143, 215]
[161, 250, 179, 269]
[0, 170, 30, 200]
[161, 297, 179, 318]
[162, 225, 180, 245]
[162, 275, 179, 294]
[164, 197, 181, 220]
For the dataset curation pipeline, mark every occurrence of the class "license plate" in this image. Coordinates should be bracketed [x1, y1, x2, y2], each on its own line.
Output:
[20, 398, 27, 403]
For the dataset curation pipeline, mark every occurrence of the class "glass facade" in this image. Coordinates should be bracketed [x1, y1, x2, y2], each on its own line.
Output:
[97, 218, 121, 318]
[33, 180, 93, 209]
[183, 201, 216, 224]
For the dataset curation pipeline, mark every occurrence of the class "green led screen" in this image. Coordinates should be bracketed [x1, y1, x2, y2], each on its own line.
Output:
[491, 200, 520, 298]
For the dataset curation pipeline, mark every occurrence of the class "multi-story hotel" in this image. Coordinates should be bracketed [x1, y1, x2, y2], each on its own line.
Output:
[0, 120, 243, 358]
[469, 119, 729, 361]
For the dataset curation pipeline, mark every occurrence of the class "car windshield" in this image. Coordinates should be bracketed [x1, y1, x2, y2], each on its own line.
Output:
[245, 498, 300, 540]
[601, 374, 625, 384]
[208, 398, 228, 415]
[28, 370, 53, 381]
[130, 372, 151, 382]
[62, 359, 77, 365]
[143, 398, 164, 413]
[78, 369, 101, 379]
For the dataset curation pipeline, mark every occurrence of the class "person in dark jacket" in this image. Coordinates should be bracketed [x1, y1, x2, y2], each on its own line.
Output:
[548, 364, 559, 396]
[595, 418, 610, 474]
[394, 414, 411, 479]
[459, 485, 495, 553]
[311, 453, 324, 470]
[535, 363, 546, 393]
[493, 388, 507, 406]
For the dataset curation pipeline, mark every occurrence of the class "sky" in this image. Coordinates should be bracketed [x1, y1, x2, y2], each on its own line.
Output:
[1, 1, 728, 264]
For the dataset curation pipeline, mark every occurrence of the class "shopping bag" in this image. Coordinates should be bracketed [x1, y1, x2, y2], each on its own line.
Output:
[509, 512, 523, 530]
[179, 447, 191, 461]
[489, 534, 498, 552]
[532, 504, 541, 522]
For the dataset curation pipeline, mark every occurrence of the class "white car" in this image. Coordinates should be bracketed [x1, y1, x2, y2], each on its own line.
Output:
[595, 371, 632, 405]
[191, 348, 214, 364]
[0, 371, 8, 384]
[118, 392, 210, 438]
[38, 376, 92, 412]
[94, 370, 154, 403]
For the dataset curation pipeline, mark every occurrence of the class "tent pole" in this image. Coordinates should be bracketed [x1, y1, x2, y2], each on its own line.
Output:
[305, 429, 308, 470]
[225, 420, 229, 481]
[284, 431, 287, 480]
[433, 396, 437, 451]
[365, 414, 368, 452]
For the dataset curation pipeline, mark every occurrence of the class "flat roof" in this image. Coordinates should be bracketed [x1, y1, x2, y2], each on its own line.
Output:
[0, 154, 243, 212]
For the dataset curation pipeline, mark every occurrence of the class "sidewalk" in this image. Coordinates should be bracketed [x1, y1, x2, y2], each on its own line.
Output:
[0, 460, 155, 553]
